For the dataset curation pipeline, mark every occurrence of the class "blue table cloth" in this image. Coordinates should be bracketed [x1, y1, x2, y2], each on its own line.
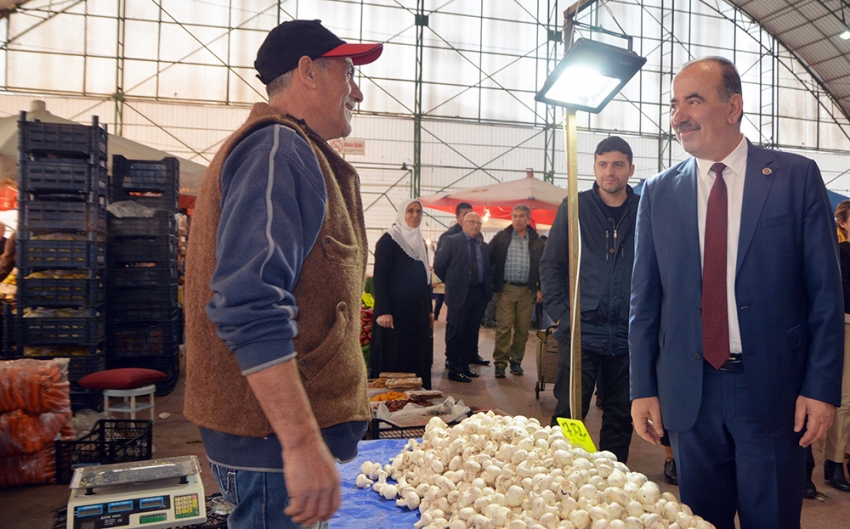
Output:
[331, 438, 421, 528]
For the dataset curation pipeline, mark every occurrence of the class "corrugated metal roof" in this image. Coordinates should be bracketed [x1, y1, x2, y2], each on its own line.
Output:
[729, 0, 850, 121]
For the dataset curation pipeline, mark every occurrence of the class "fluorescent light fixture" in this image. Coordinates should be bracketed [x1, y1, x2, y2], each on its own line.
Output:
[840, 30, 850, 40]
[536, 38, 647, 113]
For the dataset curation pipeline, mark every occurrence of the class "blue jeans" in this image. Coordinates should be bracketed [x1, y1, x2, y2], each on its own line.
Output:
[210, 462, 329, 529]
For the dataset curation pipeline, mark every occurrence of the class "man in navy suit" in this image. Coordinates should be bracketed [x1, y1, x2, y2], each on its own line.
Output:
[629, 57, 843, 529]
[434, 212, 494, 382]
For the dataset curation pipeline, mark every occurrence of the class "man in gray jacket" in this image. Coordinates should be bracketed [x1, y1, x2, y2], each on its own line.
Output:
[540, 136, 638, 463]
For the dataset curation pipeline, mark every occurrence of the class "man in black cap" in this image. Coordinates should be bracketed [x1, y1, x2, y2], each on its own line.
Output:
[184, 20, 382, 528]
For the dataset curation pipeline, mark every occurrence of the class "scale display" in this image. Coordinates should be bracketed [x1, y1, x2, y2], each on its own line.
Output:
[67, 456, 206, 529]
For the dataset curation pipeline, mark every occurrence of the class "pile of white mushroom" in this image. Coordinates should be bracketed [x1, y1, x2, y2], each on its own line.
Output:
[356, 412, 714, 529]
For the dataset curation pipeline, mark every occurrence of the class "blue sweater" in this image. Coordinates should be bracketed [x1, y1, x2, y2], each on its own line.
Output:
[201, 123, 364, 469]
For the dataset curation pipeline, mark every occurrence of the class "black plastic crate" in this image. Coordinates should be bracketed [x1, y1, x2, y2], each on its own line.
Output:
[154, 368, 180, 397]
[107, 262, 179, 287]
[18, 276, 104, 308]
[1, 303, 12, 359]
[54, 419, 153, 484]
[110, 162, 179, 213]
[19, 158, 108, 196]
[363, 418, 425, 440]
[363, 410, 473, 440]
[19, 198, 107, 233]
[108, 236, 177, 263]
[108, 283, 178, 303]
[109, 209, 177, 238]
[106, 319, 182, 358]
[70, 389, 103, 413]
[107, 347, 179, 373]
[19, 113, 108, 160]
[15, 313, 104, 346]
[107, 300, 180, 325]
[112, 156, 179, 193]
[17, 238, 105, 269]
[66, 352, 105, 390]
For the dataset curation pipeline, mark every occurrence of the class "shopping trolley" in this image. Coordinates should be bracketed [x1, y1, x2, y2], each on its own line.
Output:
[534, 326, 560, 399]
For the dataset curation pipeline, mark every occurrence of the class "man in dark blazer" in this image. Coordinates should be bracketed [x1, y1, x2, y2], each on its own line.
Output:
[434, 211, 493, 382]
[630, 57, 843, 529]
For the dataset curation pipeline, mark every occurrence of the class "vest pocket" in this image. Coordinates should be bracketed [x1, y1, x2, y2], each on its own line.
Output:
[322, 235, 359, 266]
[298, 301, 350, 381]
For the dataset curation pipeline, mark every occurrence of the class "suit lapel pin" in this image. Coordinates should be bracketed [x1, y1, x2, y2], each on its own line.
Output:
[762, 167, 772, 175]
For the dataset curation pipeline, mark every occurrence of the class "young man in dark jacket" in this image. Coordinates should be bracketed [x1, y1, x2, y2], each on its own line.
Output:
[539, 136, 638, 463]
[487, 204, 545, 378]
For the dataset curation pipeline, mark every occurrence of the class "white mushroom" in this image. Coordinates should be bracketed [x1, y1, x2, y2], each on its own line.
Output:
[539, 512, 559, 529]
[626, 500, 644, 518]
[607, 469, 627, 489]
[637, 482, 661, 506]
[624, 517, 644, 529]
[380, 483, 398, 500]
[355, 473, 374, 488]
[570, 509, 591, 529]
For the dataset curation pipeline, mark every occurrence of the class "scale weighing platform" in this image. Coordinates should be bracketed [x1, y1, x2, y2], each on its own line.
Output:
[66, 455, 206, 529]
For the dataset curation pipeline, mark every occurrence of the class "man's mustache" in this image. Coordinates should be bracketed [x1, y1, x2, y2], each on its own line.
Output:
[676, 121, 700, 134]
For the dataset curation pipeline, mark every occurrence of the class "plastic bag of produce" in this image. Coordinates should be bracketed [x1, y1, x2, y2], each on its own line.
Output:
[375, 396, 470, 427]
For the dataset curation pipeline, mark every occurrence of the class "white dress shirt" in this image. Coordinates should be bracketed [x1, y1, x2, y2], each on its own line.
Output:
[696, 135, 748, 354]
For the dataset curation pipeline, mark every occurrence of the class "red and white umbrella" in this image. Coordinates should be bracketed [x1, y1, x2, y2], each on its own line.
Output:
[418, 174, 567, 226]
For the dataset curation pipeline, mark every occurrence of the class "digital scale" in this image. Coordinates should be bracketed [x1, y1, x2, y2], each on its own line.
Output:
[66, 455, 207, 529]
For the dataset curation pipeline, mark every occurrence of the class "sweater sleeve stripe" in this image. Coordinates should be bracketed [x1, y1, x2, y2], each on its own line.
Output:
[260, 125, 287, 302]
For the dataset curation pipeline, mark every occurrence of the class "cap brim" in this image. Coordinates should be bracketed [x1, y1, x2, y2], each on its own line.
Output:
[322, 43, 383, 65]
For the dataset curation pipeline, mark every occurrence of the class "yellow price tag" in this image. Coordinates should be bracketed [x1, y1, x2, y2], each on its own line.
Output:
[556, 418, 597, 453]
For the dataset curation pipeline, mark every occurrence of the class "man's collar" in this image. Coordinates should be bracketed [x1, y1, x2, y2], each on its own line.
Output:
[696, 135, 747, 182]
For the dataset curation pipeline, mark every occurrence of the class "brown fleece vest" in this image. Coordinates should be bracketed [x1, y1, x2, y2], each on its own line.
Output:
[183, 103, 370, 438]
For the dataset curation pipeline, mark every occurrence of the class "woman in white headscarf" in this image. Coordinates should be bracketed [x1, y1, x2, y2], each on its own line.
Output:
[370, 199, 433, 389]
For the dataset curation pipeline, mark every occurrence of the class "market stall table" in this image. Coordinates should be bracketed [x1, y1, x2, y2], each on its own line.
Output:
[333, 438, 419, 528]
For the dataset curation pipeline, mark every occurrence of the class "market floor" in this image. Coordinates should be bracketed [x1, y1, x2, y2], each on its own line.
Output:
[3, 319, 849, 528]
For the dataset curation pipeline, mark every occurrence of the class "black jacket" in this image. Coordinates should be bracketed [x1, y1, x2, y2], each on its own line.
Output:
[488, 225, 544, 293]
[539, 183, 639, 354]
[437, 223, 463, 251]
[840, 241, 850, 314]
[433, 231, 493, 308]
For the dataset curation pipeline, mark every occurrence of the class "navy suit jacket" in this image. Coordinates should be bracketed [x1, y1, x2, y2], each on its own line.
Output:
[433, 232, 493, 309]
[629, 141, 844, 436]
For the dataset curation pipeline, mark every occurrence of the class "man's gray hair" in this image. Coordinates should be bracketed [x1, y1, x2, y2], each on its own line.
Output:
[266, 57, 330, 99]
[513, 204, 531, 217]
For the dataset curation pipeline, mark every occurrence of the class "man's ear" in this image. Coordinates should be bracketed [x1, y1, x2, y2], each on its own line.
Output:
[295, 56, 318, 88]
[727, 93, 743, 125]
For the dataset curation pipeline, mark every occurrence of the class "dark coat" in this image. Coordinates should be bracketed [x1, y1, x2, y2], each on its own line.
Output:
[840, 241, 850, 314]
[629, 142, 843, 435]
[488, 225, 544, 293]
[436, 223, 463, 252]
[540, 182, 639, 354]
[370, 233, 433, 388]
[433, 231, 493, 309]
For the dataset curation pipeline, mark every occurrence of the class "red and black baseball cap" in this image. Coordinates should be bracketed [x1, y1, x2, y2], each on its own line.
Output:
[255, 19, 383, 85]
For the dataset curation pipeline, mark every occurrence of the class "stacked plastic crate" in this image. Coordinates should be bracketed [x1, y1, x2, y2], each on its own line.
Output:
[106, 155, 181, 396]
[14, 113, 109, 410]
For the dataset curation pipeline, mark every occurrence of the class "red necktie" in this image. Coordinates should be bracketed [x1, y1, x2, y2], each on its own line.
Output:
[703, 162, 730, 370]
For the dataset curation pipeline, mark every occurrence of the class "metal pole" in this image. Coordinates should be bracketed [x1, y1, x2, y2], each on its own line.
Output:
[564, 109, 582, 420]
[412, 0, 426, 199]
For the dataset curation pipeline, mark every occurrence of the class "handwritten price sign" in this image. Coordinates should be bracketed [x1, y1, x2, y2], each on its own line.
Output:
[556, 418, 597, 452]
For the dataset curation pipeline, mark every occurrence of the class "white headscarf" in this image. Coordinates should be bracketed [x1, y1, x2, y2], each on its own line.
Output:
[387, 198, 430, 284]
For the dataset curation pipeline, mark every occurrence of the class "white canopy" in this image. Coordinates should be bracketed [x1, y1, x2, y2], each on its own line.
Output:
[0, 100, 207, 194]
